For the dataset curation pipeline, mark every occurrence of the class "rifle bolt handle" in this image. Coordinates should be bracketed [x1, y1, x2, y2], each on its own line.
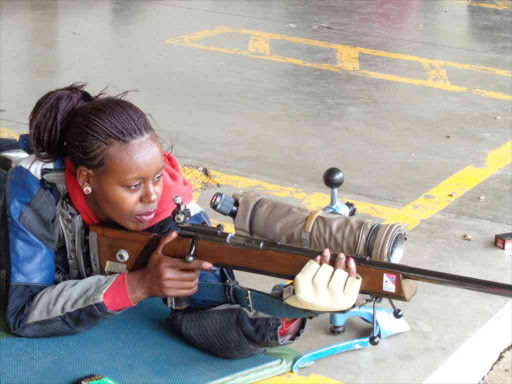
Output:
[116, 249, 130, 263]
[185, 254, 195, 263]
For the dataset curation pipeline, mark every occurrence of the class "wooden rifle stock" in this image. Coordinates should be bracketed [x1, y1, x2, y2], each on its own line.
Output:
[89, 224, 512, 301]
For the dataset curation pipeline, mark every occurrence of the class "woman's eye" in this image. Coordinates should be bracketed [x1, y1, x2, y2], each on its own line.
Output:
[127, 183, 142, 190]
[153, 174, 163, 184]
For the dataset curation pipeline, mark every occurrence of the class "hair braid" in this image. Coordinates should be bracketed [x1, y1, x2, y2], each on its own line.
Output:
[29, 84, 154, 169]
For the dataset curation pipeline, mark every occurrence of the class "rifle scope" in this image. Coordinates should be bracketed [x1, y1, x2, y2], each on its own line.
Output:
[210, 192, 238, 218]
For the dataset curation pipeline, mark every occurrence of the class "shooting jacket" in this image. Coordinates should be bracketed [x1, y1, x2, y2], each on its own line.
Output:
[0, 153, 301, 357]
[0, 154, 212, 336]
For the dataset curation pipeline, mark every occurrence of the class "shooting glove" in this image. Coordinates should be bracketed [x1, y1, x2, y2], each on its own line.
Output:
[285, 258, 362, 312]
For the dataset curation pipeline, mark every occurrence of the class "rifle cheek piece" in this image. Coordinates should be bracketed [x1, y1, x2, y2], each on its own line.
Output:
[211, 191, 407, 264]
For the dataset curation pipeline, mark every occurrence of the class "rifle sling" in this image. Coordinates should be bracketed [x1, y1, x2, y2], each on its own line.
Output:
[194, 281, 319, 319]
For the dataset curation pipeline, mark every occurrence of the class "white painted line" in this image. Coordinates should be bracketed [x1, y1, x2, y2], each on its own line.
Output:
[423, 300, 512, 384]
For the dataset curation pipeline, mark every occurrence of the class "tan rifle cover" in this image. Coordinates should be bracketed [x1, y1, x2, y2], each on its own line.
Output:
[233, 191, 406, 263]
[232, 192, 416, 300]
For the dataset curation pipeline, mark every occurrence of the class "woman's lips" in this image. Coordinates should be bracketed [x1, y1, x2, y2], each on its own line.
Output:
[135, 209, 157, 223]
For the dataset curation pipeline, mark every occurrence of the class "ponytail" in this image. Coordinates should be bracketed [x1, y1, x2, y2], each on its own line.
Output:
[28, 84, 153, 169]
[29, 83, 93, 162]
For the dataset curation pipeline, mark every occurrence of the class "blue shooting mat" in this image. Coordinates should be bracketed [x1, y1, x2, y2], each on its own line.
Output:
[0, 299, 292, 384]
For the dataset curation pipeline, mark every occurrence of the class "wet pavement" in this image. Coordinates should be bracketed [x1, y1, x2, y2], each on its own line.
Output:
[1, 1, 511, 383]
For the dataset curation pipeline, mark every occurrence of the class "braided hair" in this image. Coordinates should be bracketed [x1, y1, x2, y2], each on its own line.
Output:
[29, 83, 154, 169]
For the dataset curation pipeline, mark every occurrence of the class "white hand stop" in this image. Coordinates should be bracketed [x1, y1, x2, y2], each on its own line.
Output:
[284, 258, 362, 312]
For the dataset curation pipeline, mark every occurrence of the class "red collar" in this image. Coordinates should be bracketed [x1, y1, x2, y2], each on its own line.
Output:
[65, 152, 193, 227]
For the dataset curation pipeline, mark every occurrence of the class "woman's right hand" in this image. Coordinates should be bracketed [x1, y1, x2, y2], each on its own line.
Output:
[126, 232, 213, 304]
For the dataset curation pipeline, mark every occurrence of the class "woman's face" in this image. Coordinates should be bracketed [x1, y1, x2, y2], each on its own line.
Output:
[83, 134, 165, 231]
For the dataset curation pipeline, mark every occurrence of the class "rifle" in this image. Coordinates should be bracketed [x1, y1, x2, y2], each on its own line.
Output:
[88, 223, 512, 302]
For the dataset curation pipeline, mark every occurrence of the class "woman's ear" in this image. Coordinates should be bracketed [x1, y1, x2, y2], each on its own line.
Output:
[77, 166, 95, 191]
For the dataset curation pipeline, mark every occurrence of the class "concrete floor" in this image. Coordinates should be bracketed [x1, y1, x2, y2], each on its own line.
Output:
[1, 0, 511, 383]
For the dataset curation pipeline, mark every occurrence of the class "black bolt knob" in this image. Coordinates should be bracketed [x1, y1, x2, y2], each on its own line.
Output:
[323, 167, 344, 189]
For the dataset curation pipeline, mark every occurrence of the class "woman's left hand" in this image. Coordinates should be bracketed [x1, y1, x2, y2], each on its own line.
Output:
[316, 248, 357, 277]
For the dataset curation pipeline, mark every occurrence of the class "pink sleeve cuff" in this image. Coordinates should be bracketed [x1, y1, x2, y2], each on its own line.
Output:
[279, 318, 303, 338]
[103, 273, 136, 312]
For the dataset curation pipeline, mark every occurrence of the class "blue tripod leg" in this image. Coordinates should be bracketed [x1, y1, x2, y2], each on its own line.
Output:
[291, 302, 410, 372]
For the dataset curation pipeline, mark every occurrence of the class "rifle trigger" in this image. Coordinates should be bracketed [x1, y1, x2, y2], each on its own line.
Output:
[185, 239, 196, 263]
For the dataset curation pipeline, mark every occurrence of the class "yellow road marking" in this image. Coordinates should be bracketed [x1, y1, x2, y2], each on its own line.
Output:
[3, 127, 510, 230]
[423, 63, 450, 84]
[181, 166, 220, 202]
[249, 36, 270, 56]
[166, 27, 512, 101]
[198, 169, 402, 221]
[256, 372, 341, 383]
[185, 141, 512, 231]
[0, 127, 20, 139]
[462, 0, 511, 10]
[381, 140, 512, 228]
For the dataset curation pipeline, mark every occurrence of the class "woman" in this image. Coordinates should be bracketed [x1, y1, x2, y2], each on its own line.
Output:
[0, 84, 358, 358]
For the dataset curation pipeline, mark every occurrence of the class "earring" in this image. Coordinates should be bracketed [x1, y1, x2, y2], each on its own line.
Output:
[83, 186, 92, 195]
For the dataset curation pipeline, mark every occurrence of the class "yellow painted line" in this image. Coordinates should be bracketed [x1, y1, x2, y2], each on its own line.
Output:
[208, 170, 308, 200]
[181, 166, 220, 202]
[183, 167, 399, 229]
[256, 372, 341, 383]
[5, 128, 509, 231]
[184, 167, 402, 228]
[462, 0, 511, 10]
[382, 140, 512, 228]
[0, 127, 20, 139]
[209, 169, 401, 219]
[166, 27, 512, 101]
[249, 35, 270, 56]
[184, 141, 512, 231]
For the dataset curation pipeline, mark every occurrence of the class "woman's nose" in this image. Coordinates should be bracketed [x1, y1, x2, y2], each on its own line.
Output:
[142, 183, 158, 204]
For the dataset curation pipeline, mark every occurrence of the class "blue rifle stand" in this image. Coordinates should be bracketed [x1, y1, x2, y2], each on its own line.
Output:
[291, 301, 410, 372]
[289, 168, 411, 371]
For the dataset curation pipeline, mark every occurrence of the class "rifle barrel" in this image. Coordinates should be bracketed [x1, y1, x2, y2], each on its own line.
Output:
[178, 224, 512, 299]
[356, 258, 512, 298]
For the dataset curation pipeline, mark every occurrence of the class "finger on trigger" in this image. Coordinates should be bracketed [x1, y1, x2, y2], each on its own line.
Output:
[348, 257, 357, 279]
[321, 248, 331, 265]
[335, 253, 346, 271]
